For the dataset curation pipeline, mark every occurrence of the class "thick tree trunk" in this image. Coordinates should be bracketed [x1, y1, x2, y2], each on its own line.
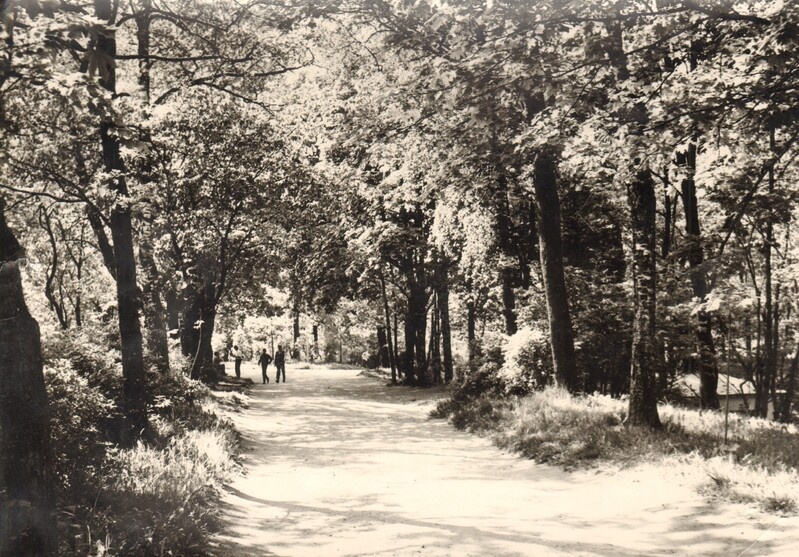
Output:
[185, 275, 217, 382]
[532, 148, 578, 392]
[680, 142, 720, 410]
[165, 290, 179, 330]
[411, 265, 429, 386]
[292, 296, 301, 346]
[95, 0, 147, 441]
[467, 280, 477, 373]
[0, 199, 57, 556]
[86, 208, 117, 280]
[429, 292, 441, 385]
[627, 168, 662, 428]
[500, 270, 517, 336]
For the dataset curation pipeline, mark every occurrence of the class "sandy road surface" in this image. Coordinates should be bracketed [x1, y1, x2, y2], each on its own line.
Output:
[212, 363, 799, 557]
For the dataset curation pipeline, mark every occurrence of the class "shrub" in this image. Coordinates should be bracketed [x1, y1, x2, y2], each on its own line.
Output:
[43, 326, 123, 402]
[45, 361, 118, 496]
[499, 327, 554, 396]
[44, 338, 242, 556]
[79, 427, 238, 556]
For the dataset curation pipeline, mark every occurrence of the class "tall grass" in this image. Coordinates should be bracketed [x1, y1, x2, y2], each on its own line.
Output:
[110, 428, 237, 502]
[433, 386, 799, 514]
[47, 355, 245, 556]
[87, 427, 239, 556]
[71, 423, 240, 557]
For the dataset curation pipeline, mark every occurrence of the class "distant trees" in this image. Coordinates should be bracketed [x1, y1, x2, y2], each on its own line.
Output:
[147, 97, 296, 381]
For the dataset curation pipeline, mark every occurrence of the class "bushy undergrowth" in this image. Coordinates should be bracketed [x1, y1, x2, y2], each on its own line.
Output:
[433, 384, 799, 514]
[85, 428, 238, 556]
[44, 328, 243, 556]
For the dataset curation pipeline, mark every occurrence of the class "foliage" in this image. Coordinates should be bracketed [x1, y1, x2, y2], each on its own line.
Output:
[5, 0, 799, 548]
[499, 327, 554, 396]
[90, 428, 237, 556]
[42, 330, 240, 556]
[44, 361, 117, 496]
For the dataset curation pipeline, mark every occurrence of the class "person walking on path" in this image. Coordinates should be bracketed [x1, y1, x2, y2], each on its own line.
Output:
[274, 345, 286, 383]
[232, 345, 243, 379]
[258, 349, 272, 384]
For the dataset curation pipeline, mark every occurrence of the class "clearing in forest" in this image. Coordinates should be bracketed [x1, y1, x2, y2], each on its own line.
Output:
[213, 363, 799, 557]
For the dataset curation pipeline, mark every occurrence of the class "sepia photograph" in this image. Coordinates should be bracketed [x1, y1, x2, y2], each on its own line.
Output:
[1, 0, 798, 555]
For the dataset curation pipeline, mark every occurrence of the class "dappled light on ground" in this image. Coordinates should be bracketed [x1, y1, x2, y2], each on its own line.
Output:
[211, 363, 799, 556]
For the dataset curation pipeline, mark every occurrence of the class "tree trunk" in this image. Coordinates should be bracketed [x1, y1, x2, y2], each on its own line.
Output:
[86, 208, 117, 280]
[438, 267, 454, 383]
[39, 207, 69, 329]
[0, 198, 58, 556]
[378, 267, 397, 383]
[135, 0, 152, 102]
[403, 309, 416, 384]
[778, 344, 799, 423]
[627, 167, 662, 428]
[132, 1, 169, 374]
[467, 279, 477, 373]
[495, 174, 518, 336]
[140, 244, 170, 374]
[411, 264, 429, 386]
[663, 178, 672, 259]
[532, 147, 578, 392]
[757, 125, 777, 418]
[185, 275, 217, 382]
[393, 310, 400, 377]
[293, 301, 300, 345]
[166, 291, 179, 333]
[377, 326, 389, 368]
[95, 0, 148, 441]
[679, 142, 720, 410]
[501, 269, 517, 336]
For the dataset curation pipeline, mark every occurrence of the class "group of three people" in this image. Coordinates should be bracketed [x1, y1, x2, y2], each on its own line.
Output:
[228, 344, 287, 384]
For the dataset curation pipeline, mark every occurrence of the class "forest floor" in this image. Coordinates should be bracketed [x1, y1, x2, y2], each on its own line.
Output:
[211, 363, 799, 557]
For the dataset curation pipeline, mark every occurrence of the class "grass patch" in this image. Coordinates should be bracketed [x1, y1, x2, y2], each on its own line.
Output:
[93, 427, 239, 556]
[47, 359, 244, 556]
[432, 386, 799, 514]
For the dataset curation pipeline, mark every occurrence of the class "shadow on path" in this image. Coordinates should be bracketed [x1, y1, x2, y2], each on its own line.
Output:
[211, 364, 796, 557]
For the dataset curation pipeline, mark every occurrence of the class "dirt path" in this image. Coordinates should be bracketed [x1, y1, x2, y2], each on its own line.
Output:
[212, 363, 799, 557]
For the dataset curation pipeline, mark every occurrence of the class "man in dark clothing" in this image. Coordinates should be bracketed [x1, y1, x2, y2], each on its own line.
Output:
[232, 345, 243, 378]
[258, 349, 272, 384]
[274, 345, 286, 383]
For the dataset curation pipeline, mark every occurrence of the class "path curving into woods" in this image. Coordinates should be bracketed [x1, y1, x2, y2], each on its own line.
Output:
[212, 363, 799, 557]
